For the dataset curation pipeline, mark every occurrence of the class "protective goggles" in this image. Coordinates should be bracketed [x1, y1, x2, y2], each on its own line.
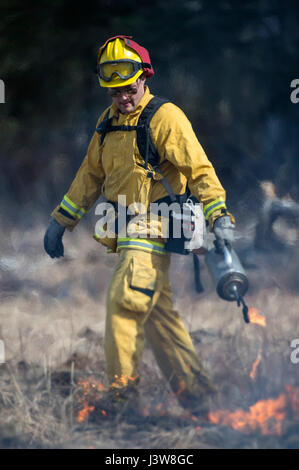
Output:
[96, 59, 143, 82]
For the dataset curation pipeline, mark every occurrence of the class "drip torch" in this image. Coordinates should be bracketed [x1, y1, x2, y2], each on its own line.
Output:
[204, 236, 250, 323]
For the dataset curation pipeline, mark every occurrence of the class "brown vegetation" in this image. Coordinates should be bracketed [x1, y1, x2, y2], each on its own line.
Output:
[0, 216, 298, 448]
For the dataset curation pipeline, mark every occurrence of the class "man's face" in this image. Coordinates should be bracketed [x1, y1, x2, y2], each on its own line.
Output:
[107, 77, 146, 114]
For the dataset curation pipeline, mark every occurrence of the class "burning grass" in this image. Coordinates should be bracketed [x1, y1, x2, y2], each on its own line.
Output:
[0, 224, 299, 448]
[209, 385, 299, 436]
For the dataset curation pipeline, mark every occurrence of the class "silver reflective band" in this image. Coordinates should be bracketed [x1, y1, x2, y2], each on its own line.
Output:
[203, 198, 226, 220]
[60, 195, 86, 219]
[117, 238, 166, 254]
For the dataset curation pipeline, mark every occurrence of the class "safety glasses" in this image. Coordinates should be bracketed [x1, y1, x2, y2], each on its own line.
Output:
[107, 84, 140, 97]
[97, 59, 143, 82]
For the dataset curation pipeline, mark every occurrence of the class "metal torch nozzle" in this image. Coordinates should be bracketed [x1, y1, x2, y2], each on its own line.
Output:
[228, 283, 250, 323]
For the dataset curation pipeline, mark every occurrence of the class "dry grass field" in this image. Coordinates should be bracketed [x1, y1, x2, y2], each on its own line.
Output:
[0, 219, 298, 449]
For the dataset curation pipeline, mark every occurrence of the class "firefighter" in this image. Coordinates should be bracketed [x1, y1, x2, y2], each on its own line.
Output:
[44, 35, 235, 418]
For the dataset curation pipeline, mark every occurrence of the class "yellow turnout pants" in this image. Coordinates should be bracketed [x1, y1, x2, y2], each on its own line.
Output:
[105, 248, 217, 406]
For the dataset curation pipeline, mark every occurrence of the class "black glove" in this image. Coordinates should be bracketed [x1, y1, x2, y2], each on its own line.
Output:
[44, 218, 66, 258]
[213, 215, 235, 243]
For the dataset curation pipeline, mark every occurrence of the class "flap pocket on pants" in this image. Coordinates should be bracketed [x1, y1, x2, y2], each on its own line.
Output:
[130, 257, 157, 295]
[111, 251, 162, 313]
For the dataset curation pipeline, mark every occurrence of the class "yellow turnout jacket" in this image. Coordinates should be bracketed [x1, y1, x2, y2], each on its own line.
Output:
[51, 86, 228, 253]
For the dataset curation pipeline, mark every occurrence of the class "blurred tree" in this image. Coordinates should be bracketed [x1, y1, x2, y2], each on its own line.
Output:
[0, 0, 298, 219]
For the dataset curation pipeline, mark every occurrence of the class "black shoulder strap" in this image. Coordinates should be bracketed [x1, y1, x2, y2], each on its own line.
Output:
[95, 97, 169, 163]
[136, 96, 169, 170]
[96, 112, 138, 145]
[95, 97, 178, 201]
[96, 109, 112, 145]
[136, 97, 178, 201]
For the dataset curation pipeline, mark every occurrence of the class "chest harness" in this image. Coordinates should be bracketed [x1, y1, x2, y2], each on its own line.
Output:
[96, 96, 198, 255]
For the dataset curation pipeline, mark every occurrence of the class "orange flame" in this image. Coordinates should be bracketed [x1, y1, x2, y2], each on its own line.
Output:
[111, 374, 138, 388]
[248, 308, 266, 327]
[77, 402, 95, 423]
[77, 379, 105, 393]
[76, 378, 106, 423]
[209, 386, 299, 435]
[250, 348, 262, 380]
